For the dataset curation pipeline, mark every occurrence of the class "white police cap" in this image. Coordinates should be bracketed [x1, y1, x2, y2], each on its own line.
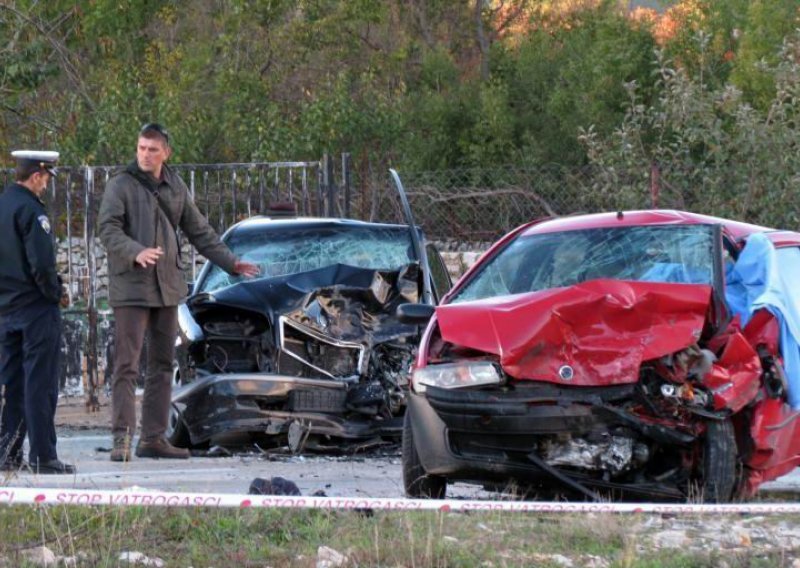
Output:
[11, 150, 60, 175]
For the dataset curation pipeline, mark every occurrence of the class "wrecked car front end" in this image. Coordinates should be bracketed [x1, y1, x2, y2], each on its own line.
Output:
[403, 215, 800, 502]
[171, 220, 441, 451]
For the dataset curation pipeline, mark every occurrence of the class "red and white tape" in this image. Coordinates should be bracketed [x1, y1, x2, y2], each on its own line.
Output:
[2, 487, 800, 514]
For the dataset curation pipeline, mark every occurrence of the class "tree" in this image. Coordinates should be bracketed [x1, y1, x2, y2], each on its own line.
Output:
[580, 31, 800, 226]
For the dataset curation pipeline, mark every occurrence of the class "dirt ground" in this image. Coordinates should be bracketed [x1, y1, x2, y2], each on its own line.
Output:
[55, 392, 122, 431]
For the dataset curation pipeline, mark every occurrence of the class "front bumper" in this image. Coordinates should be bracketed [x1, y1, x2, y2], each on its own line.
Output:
[407, 389, 570, 484]
[172, 373, 400, 445]
[408, 383, 696, 489]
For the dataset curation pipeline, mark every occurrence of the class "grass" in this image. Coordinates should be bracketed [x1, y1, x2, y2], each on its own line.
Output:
[1, 506, 799, 567]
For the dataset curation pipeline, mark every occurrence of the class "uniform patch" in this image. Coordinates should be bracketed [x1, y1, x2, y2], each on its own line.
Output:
[38, 215, 51, 234]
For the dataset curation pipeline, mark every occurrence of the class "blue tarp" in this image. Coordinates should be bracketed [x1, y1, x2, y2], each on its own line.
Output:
[641, 262, 711, 285]
[725, 232, 800, 409]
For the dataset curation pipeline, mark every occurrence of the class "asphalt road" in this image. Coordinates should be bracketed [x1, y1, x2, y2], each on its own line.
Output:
[2, 430, 411, 497]
[3, 429, 799, 500]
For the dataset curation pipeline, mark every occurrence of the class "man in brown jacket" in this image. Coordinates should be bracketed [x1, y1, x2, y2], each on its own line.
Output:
[98, 123, 258, 461]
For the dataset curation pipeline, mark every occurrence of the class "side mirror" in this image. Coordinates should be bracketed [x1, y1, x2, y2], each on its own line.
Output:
[397, 303, 435, 325]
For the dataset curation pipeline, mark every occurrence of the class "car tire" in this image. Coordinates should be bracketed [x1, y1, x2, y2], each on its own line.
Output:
[166, 403, 191, 448]
[402, 411, 446, 499]
[701, 419, 738, 503]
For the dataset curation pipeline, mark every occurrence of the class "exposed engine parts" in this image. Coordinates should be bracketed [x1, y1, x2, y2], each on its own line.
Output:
[172, 263, 429, 449]
[541, 435, 649, 477]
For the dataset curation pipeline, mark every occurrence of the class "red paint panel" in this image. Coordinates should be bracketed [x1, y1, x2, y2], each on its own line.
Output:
[435, 280, 711, 386]
[742, 309, 780, 356]
[746, 397, 800, 477]
[701, 332, 761, 412]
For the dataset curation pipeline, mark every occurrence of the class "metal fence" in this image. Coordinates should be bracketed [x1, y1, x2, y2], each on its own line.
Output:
[2, 157, 669, 407]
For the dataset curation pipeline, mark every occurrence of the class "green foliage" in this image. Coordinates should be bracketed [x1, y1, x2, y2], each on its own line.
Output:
[464, 81, 515, 167]
[510, 0, 659, 165]
[2, 0, 800, 182]
[729, 1, 800, 109]
[580, 30, 800, 227]
[401, 0, 659, 169]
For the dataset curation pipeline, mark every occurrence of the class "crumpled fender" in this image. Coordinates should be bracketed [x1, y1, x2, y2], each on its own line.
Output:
[701, 331, 762, 412]
[435, 279, 712, 386]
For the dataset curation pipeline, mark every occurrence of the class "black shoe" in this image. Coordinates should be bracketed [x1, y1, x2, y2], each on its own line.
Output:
[33, 459, 76, 475]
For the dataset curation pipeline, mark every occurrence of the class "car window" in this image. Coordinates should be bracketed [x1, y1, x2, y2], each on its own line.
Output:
[199, 226, 415, 293]
[452, 225, 716, 303]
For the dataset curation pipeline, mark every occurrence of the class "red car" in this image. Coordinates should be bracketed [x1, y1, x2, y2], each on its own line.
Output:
[399, 210, 800, 502]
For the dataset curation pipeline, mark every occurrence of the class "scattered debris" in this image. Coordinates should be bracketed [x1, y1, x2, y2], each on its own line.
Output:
[204, 445, 233, 458]
[288, 421, 310, 454]
[248, 477, 301, 496]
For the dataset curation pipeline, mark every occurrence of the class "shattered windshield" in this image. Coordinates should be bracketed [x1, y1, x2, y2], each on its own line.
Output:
[199, 225, 415, 293]
[452, 224, 717, 303]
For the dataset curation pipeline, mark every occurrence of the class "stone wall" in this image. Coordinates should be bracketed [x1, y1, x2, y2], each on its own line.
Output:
[434, 239, 491, 282]
[57, 239, 208, 301]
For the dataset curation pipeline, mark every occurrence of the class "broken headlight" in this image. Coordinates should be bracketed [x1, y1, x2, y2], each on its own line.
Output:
[412, 362, 502, 394]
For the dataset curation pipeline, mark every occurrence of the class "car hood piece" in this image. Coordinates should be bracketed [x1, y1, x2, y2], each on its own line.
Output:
[188, 262, 421, 344]
[436, 279, 712, 386]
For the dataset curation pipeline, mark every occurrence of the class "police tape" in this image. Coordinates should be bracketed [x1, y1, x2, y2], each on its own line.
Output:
[2, 487, 800, 514]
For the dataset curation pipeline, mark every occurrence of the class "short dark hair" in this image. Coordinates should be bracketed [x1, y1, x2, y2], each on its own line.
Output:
[15, 161, 48, 182]
[139, 123, 170, 146]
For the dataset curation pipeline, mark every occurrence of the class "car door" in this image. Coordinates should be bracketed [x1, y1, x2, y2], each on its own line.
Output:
[425, 243, 452, 303]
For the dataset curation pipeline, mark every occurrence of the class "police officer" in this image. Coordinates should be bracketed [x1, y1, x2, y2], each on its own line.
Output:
[0, 150, 75, 474]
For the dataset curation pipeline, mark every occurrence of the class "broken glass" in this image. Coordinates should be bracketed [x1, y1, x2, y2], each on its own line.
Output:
[453, 225, 716, 303]
[200, 226, 415, 293]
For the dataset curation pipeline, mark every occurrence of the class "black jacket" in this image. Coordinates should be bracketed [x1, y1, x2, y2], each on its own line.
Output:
[0, 183, 61, 314]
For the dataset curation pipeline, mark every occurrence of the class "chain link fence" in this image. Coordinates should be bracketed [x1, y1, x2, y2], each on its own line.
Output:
[358, 164, 658, 243]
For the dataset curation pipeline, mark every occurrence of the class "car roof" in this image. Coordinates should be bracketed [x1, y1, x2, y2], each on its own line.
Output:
[518, 210, 789, 242]
[227, 216, 414, 236]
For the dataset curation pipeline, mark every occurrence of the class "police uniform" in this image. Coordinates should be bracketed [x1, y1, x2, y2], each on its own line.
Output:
[0, 150, 74, 474]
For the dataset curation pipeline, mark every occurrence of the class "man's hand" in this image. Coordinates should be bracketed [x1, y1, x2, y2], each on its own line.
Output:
[135, 247, 164, 268]
[233, 260, 259, 278]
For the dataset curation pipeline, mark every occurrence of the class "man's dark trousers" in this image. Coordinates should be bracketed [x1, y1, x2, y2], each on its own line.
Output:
[0, 302, 61, 464]
[111, 306, 177, 442]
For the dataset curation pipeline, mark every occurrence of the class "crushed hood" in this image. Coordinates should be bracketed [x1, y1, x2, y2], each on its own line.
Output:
[188, 263, 421, 344]
[436, 279, 712, 386]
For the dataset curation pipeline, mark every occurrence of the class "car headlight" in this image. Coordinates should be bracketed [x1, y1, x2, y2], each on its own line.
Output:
[412, 362, 502, 393]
